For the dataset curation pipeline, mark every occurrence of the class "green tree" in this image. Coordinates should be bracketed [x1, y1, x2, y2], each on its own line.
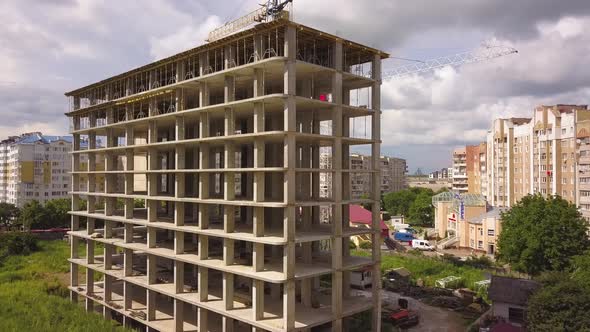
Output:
[18, 200, 47, 230]
[383, 190, 416, 216]
[497, 194, 589, 275]
[528, 272, 590, 331]
[0, 202, 19, 229]
[44, 198, 70, 228]
[408, 191, 434, 226]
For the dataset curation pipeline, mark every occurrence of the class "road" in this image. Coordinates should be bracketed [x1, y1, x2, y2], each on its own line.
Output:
[353, 289, 467, 332]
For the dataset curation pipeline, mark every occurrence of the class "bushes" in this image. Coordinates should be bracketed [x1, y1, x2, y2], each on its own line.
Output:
[0, 232, 38, 257]
[352, 250, 488, 290]
[349, 241, 357, 249]
[359, 241, 372, 249]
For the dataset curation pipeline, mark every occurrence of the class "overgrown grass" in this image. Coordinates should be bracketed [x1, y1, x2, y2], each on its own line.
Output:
[0, 240, 130, 332]
[353, 250, 489, 289]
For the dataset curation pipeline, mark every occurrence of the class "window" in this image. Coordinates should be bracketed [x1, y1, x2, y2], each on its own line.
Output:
[488, 229, 495, 236]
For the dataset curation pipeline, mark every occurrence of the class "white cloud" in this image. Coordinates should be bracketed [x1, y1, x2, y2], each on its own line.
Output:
[149, 16, 222, 60]
[379, 16, 590, 149]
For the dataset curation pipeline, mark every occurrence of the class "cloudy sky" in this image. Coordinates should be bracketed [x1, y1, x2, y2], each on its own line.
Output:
[2, 0, 590, 172]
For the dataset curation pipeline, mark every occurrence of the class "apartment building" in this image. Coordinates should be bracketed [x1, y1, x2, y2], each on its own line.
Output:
[0, 132, 72, 207]
[452, 148, 468, 193]
[576, 111, 590, 221]
[66, 18, 386, 332]
[486, 105, 589, 208]
[322, 153, 407, 199]
[466, 143, 487, 196]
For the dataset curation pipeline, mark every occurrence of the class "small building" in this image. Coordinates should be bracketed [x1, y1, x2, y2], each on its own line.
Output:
[350, 267, 373, 289]
[349, 205, 390, 246]
[488, 276, 540, 327]
[460, 207, 506, 254]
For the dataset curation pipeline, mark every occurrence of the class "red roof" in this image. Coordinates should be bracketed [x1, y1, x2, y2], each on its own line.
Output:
[349, 205, 389, 236]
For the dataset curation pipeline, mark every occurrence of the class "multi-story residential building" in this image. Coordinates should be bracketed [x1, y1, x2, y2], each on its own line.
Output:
[452, 147, 468, 193]
[466, 143, 487, 196]
[66, 18, 386, 331]
[487, 105, 589, 208]
[324, 153, 407, 199]
[576, 111, 590, 222]
[0, 132, 72, 207]
[486, 117, 532, 206]
[381, 156, 408, 193]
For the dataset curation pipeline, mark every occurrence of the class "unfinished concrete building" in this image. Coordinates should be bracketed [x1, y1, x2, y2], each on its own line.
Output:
[66, 18, 387, 332]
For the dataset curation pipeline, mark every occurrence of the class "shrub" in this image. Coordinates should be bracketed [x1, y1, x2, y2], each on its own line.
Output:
[349, 241, 357, 249]
[0, 232, 39, 256]
[359, 241, 372, 249]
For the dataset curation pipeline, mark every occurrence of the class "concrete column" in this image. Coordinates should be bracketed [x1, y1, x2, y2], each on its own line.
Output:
[223, 272, 234, 310]
[175, 230, 185, 254]
[370, 53, 383, 332]
[103, 244, 113, 269]
[198, 266, 209, 302]
[252, 279, 264, 320]
[147, 289, 156, 320]
[86, 239, 94, 264]
[123, 248, 133, 277]
[283, 279, 295, 330]
[70, 262, 79, 287]
[104, 274, 113, 301]
[147, 254, 157, 284]
[198, 307, 209, 332]
[223, 317, 234, 332]
[254, 68, 265, 97]
[174, 261, 185, 294]
[174, 298, 184, 332]
[86, 268, 94, 294]
[252, 243, 265, 274]
[199, 203, 209, 229]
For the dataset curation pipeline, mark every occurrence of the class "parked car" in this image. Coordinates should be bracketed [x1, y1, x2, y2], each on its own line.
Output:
[389, 309, 420, 328]
[411, 239, 435, 251]
[397, 227, 417, 234]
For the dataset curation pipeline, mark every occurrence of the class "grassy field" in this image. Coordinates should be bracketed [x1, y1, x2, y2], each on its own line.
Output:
[352, 250, 489, 289]
[0, 240, 130, 332]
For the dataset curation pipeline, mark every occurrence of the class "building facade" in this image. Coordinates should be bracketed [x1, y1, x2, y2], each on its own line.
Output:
[0, 132, 72, 207]
[66, 19, 386, 331]
[325, 153, 407, 199]
[486, 105, 589, 209]
[452, 147, 468, 193]
[466, 143, 487, 196]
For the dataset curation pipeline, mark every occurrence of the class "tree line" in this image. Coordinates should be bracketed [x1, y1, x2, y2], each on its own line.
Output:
[0, 199, 72, 231]
[381, 187, 448, 227]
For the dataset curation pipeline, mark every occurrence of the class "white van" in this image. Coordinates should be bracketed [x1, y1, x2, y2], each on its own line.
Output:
[411, 239, 434, 251]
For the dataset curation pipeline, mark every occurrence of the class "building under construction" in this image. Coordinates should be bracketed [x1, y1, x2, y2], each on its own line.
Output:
[66, 15, 387, 332]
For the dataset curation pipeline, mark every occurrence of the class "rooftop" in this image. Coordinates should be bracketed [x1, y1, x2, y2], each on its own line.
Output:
[65, 19, 389, 98]
[488, 276, 540, 306]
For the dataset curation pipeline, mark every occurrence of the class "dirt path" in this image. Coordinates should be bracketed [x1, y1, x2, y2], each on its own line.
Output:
[353, 289, 467, 332]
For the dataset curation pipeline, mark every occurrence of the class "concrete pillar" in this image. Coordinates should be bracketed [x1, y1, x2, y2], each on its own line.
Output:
[123, 281, 132, 310]
[198, 266, 209, 302]
[223, 272, 234, 310]
[86, 239, 94, 264]
[174, 298, 184, 332]
[174, 261, 184, 294]
[147, 289, 156, 320]
[370, 53, 383, 332]
[198, 307, 208, 332]
[123, 248, 133, 277]
[283, 280, 295, 330]
[147, 254, 157, 284]
[253, 279, 264, 320]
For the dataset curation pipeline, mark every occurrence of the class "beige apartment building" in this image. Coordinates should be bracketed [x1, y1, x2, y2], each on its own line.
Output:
[466, 143, 487, 196]
[66, 19, 387, 332]
[486, 105, 589, 208]
[452, 147, 468, 193]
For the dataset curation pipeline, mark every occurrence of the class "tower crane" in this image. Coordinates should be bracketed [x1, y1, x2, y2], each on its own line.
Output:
[206, 0, 518, 75]
[382, 45, 518, 80]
